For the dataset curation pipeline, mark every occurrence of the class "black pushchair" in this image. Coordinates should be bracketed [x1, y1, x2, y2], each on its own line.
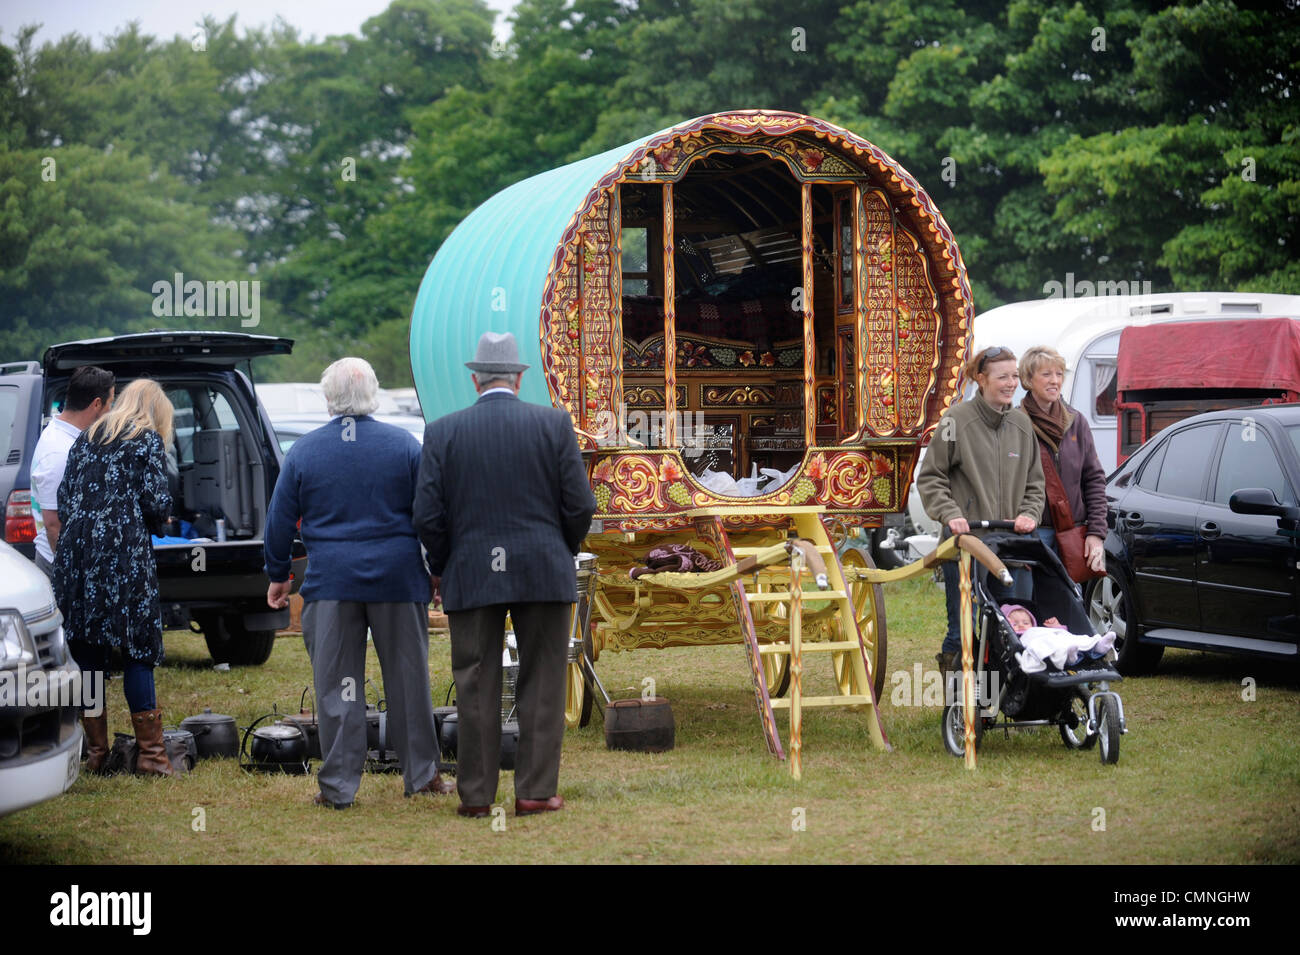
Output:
[940, 531, 1126, 764]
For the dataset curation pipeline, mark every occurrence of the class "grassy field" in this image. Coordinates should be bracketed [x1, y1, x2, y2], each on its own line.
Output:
[3, 575, 1297, 864]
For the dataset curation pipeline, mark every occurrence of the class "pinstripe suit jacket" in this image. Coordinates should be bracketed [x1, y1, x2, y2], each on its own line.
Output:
[414, 391, 597, 613]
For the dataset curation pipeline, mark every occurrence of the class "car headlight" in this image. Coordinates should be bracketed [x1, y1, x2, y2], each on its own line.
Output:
[0, 610, 37, 670]
[47, 621, 67, 667]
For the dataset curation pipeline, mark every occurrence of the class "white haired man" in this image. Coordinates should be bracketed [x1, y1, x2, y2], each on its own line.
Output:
[264, 357, 452, 808]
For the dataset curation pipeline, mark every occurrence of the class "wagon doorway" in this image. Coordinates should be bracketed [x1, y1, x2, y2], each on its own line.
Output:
[619, 154, 853, 495]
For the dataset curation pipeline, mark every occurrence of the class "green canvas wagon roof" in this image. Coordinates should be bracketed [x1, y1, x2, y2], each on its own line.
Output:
[410, 131, 659, 419]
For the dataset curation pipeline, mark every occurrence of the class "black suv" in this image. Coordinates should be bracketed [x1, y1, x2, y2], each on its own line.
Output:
[1088, 403, 1300, 673]
[1, 332, 306, 665]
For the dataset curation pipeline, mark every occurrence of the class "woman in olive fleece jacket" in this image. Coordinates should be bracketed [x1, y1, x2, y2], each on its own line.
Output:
[917, 347, 1046, 665]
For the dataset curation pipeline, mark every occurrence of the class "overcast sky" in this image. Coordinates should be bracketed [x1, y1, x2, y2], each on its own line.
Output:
[0, 0, 518, 47]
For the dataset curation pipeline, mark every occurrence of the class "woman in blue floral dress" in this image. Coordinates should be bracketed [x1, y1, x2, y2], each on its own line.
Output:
[53, 379, 175, 776]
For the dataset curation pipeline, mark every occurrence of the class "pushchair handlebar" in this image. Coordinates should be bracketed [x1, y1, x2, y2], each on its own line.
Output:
[969, 520, 1021, 531]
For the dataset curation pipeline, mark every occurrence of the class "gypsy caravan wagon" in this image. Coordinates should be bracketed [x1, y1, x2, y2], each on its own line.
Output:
[411, 110, 975, 772]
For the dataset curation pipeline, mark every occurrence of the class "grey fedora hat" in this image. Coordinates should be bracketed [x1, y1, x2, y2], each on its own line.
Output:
[465, 331, 530, 374]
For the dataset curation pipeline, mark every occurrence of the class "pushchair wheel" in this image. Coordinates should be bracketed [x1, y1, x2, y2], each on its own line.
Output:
[1059, 689, 1098, 750]
[941, 702, 983, 758]
[1097, 697, 1121, 765]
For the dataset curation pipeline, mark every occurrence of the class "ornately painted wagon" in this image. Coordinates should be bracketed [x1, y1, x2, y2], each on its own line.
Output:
[410, 109, 975, 773]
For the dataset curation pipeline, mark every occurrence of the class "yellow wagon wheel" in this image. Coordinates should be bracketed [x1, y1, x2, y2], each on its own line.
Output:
[762, 650, 792, 698]
[563, 612, 595, 729]
[834, 547, 887, 701]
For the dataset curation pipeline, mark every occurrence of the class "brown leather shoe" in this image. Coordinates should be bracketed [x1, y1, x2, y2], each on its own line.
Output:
[515, 795, 564, 816]
[82, 712, 109, 775]
[409, 773, 457, 797]
[313, 792, 353, 810]
[130, 709, 176, 777]
[457, 804, 491, 818]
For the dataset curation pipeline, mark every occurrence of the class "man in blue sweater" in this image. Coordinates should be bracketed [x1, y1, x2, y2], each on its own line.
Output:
[265, 357, 452, 808]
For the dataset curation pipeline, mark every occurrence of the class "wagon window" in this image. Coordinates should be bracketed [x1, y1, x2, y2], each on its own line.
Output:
[622, 227, 649, 296]
[836, 193, 853, 312]
[618, 152, 832, 487]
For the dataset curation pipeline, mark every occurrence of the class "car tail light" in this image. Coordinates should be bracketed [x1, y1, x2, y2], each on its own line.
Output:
[4, 490, 37, 544]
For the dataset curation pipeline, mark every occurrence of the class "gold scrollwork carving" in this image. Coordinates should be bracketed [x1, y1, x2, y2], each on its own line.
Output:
[703, 385, 775, 406]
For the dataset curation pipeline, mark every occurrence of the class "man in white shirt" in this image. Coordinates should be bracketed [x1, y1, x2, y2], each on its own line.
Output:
[30, 366, 116, 578]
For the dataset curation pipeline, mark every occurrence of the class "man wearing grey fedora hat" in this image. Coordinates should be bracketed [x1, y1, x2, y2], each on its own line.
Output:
[414, 331, 597, 818]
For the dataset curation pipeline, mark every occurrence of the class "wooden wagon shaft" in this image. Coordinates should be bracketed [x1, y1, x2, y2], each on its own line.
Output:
[839, 533, 1012, 585]
[959, 551, 978, 769]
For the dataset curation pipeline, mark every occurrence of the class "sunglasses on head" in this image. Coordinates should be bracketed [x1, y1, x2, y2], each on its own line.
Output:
[978, 346, 1012, 373]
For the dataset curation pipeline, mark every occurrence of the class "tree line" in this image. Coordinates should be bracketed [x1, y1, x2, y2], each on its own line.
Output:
[1, 0, 1295, 385]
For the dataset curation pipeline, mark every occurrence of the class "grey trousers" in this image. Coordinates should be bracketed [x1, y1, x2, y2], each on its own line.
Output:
[302, 600, 440, 803]
[448, 602, 571, 806]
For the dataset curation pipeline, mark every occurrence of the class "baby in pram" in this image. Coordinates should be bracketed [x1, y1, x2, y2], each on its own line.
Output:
[1000, 603, 1116, 674]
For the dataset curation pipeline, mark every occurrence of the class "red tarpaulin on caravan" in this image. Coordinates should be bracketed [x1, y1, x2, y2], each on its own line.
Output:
[1117, 317, 1300, 394]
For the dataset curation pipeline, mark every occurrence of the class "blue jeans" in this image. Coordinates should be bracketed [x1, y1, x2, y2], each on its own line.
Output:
[68, 641, 157, 713]
[941, 555, 1032, 654]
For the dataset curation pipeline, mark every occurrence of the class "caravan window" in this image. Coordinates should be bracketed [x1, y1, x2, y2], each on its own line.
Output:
[1083, 357, 1117, 418]
[1094, 362, 1117, 417]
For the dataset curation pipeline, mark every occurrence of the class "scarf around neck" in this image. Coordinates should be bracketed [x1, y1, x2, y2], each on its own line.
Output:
[1021, 391, 1073, 453]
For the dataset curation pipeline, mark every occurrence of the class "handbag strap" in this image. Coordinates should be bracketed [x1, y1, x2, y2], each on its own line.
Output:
[1038, 443, 1075, 532]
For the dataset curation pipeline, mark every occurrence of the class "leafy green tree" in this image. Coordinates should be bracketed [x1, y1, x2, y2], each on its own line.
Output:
[251, 0, 497, 343]
[0, 144, 255, 359]
[1041, 1, 1299, 294]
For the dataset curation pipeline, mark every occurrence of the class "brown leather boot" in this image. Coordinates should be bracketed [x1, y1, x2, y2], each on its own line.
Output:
[131, 709, 177, 777]
[82, 711, 110, 775]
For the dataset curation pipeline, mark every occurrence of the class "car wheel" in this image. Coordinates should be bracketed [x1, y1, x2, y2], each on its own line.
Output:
[201, 614, 276, 666]
[1085, 571, 1163, 675]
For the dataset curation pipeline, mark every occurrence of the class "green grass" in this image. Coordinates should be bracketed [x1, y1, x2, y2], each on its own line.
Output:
[3, 575, 1297, 864]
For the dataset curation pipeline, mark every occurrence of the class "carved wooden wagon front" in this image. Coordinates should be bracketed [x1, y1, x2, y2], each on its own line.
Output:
[411, 109, 973, 770]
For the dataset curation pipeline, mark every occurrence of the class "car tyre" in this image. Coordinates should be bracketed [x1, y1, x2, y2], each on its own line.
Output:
[1085, 571, 1163, 675]
[200, 613, 276, 666]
